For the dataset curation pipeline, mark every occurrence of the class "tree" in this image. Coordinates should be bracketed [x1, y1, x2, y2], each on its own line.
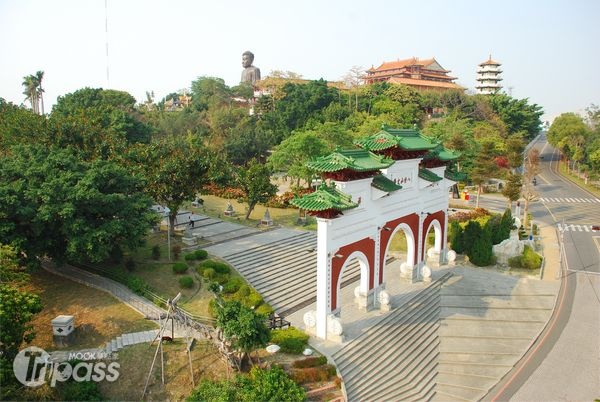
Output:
[505, 135, 526, 170]
[466, 221, 493, 266]
[522, 148, 540, 228]
[448, 221, 465, 254]
[135, 138, 210, 234]
[268, 130, 327, 187]
[502, 171, 522, 209]
[214, 300, 270, 366]
[0, 99, 48, 153]
[237, 159, 277, 220]
[22, 74, 39, 114]
[51, 88, 152, 147]
[191, 76, 232, 111]
[470, 139, 498, 208]
[0, 244, 43, 362]
[548, 113, 590, 171]
[0, 145, 157, 264]
[342, 65, 364, 111]
[488, 93, 543, 139]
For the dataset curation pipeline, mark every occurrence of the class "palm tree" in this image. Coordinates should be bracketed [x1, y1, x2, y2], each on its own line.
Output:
[21, 71, 44, 114]
[35, 71, 45, 115]
[22, 75, 38, 114]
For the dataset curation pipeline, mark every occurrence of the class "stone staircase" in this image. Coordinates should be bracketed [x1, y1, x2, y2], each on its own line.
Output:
[433, 290, 556, 401]
[218, 231, 360, 316]
[332, 272, 453, 401]
[104, 330, 160, 355]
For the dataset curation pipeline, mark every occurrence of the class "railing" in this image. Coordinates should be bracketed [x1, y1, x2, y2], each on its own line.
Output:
[72, 261, 215, 325]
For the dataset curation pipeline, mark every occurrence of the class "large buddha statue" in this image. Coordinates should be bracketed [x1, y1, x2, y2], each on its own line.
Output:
[241, 50, 261, 85]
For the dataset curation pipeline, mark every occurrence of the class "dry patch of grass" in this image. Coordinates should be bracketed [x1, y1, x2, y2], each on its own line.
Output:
[98, 340, 230, 401]
[26, 270, 157, 351]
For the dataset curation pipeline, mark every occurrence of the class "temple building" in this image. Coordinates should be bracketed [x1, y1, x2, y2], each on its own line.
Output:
[476, 56, 503, 94]
[364, 57, 464, 92]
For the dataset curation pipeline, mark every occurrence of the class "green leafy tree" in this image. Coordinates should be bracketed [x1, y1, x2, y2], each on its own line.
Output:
[21, 71, 44, 115]
[134, 138, 210, 234]
[470, 139, 498, 208]
[0, 145, 157, 264]
[0, 244, 43, 361]
[505, 135, 526, 170]
[521, 148, 540, 228]
[548, 113, 590, 171]
[462, 221, 481, 256]
[502, 171, 522, 209]
[50, 88, 152, 154]
[268, 130, 327, 187]
[191, 76, 232, 111]
[215, 300, 270, 365]
[497, 208, 514, 244]
[237, 159, 277, 220]
[488, 93, 543, 138]
[0, 99, 48, 153]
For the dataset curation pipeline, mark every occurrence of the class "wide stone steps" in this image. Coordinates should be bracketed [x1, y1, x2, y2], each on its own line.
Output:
[440, 306, 552, 322]
[331, 273, 452, 402]
[104, 330, 159, 354]
[440, 319, 541, 339]
[438, 351, 519, 366]
[218, 232, 360, 316]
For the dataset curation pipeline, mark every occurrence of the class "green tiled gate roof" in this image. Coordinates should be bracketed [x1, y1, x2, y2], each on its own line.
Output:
[306, 148, 394, 173]
[290, 183, 358, 212]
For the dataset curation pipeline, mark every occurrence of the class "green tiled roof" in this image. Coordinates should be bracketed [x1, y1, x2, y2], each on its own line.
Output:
[444, 169, 467, 182]
[419, 168, 443, 182]
[290, 183, 358, 212]
[425, 144, 461, 161]
[371, 175, 402, 192]
[355, 124, 439, 152]
[306, 148, 394, 173]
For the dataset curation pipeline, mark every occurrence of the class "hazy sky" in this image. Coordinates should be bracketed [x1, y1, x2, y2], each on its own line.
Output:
[1, 0, 598, 122]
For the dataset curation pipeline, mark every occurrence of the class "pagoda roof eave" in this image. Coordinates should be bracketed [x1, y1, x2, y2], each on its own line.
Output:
[306, 148, 394, 173]
[290, 183, 358, 212]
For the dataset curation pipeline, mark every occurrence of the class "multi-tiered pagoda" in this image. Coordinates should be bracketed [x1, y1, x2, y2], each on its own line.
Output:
[476, 56, 503, 95]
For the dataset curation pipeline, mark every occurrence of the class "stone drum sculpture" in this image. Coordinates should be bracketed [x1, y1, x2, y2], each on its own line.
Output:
[241, 50, 261, 85]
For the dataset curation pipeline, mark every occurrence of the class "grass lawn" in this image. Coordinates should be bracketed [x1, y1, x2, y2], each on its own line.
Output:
[26, 270, 157, 351]
[559, 163, 600, 197]
[98, 340, 229, 401]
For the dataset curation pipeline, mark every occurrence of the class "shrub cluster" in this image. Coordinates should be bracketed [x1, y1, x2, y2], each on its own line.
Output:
[202, 183, 246, 199]
[270, 327, 309, 354]
[185, 249, 208, 261]
[448, 207, 491, 223]
[508, 245, 542, 269]
[199, 260, 231, 274]
[172, 262, 188, 274]
[289, 365, 337, 384]
[179, 276, 194, 288]
[292, 356, 328, 369]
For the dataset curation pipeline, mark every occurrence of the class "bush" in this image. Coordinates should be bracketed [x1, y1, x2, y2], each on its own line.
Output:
[125, 276, 150, 296]
[289, 365, 337, 384]
[199, 260, 231, 274]
[222, 277, 244, 294]
[214, 273, 231, 285]
[509, 245, 542, 270]
[255, 303, 274, 316]
[194, 249, 208, 260]
[60, 380, 103, 401]
[270, 327, 309, 354]
[179, 276, 194, 288]
[236, 284, 250, 297]
[203, 268, 215, 280]
[448, 221, 464, 254]
[151, 245, 161, 260]
[172, 262, 188, 274]
[246, 290, 263, 309]
[184, 253, 196, 261]
[292, 356, 328, 369]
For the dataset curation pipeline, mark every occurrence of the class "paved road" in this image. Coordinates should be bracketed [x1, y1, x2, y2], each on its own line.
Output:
[486, 135, 600, 401]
